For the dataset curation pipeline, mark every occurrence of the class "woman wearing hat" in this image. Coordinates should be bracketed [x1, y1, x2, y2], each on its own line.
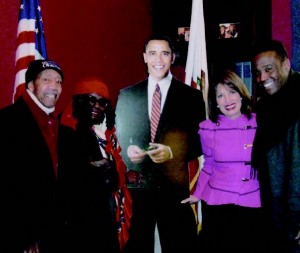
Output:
[61, 77, 131, 253]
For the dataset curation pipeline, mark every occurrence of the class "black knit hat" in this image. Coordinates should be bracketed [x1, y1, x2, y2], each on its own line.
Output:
[25, 59, 64, 84]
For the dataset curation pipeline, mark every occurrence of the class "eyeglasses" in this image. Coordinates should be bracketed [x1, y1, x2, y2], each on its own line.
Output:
[88, 95, 109, 108]
[75, 94, 109, 108]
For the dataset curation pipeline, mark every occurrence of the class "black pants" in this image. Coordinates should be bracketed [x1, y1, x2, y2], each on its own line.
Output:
[123, 188, 198, 253]
[198, 201, 268, 253]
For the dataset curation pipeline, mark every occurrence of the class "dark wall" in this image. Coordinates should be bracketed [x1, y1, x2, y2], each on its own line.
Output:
[203, 0, 271, 78]
[0, 0, 271, 110]
[151, 0, 271, 81]
[151, 0, 192, 67]
[0, 0, 152, 111]
[151, 0, 192, 40]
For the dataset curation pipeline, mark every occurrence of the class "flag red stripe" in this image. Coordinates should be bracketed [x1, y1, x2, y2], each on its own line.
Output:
[16, 31, 35, 46]
[191, 79, 197, 89]
[14, 0, 47, 102]
[15, 55, 35, 74]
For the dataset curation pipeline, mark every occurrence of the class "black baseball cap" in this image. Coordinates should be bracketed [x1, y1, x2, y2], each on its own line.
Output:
[25, 59, 64, 84]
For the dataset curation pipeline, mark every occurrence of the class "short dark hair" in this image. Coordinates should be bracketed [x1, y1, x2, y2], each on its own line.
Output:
[208, 69, 253, 123]
[144, 34, 175, 54]
[251, 40, 289, 62]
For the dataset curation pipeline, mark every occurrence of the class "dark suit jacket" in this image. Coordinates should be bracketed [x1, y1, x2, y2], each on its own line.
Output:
[116, 77, 206, 198]
[251, 70, 300, 251]
[0, 97, 75, 252]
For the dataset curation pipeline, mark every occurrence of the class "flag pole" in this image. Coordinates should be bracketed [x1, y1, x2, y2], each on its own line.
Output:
[184, 0, 209, 232]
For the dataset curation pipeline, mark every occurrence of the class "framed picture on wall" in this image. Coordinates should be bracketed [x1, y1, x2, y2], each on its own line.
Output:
[174, 27, 190, 66]
[178, 27, 190, 42]
[218, 22, 240, 39]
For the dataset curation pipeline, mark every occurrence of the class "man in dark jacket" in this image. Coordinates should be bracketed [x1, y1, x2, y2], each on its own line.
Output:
[251, 40, 300, 253]
[0, 59, 74, 253]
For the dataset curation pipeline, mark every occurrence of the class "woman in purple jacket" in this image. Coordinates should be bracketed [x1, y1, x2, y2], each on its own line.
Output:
[182, 69, 267, 252]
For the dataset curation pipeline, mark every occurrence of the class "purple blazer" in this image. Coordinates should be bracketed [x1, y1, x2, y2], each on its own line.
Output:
[193, 113, 261, 208]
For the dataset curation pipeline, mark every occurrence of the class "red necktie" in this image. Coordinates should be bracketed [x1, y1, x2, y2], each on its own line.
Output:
[151, 84, 161, 142]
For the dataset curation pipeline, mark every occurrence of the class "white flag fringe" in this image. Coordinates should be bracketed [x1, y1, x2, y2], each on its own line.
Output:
[185, 0, 209, 114]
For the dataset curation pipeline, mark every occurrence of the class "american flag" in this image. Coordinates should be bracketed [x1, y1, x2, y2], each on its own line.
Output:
[14, 0, 47, 102]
